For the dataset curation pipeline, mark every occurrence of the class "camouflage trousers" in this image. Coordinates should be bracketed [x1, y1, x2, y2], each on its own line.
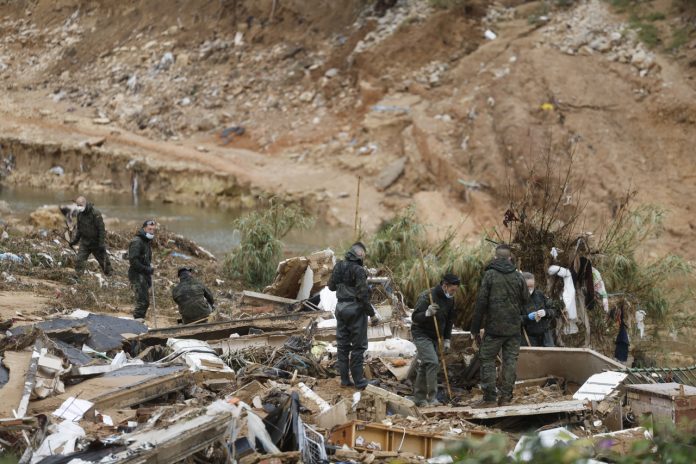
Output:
[75, 244, 112, 276]
[130, 273, 150, 319]
[479, 334, 520, 401]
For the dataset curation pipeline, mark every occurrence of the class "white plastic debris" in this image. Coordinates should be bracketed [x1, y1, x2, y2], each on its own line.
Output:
[48, 166, 65, 176]
[31, 421, 85, 463]
[635, 309, 647, 338]
[318, 286, 337, 313]
[484, 30, 497, 40]
[317, 319, 337, 329]
[327, 338, 417, 358]
[548, 265, 578, 334]
[53, 397, 94, 421]
[512, 427, 578, 461]
[166, 338, 234, 373]
[550, 247, 559, 260]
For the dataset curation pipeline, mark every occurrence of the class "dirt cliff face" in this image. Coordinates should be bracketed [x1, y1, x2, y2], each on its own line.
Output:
[0, 0, 694, 257]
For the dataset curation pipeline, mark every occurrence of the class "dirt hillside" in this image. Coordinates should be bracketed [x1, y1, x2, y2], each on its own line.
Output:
[0, 0, 694, 258]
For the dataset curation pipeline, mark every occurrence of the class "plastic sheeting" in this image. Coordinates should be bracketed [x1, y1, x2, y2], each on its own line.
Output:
[548, 265, 578, 334]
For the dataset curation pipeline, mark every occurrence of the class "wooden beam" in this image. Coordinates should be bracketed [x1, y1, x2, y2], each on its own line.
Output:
[241, 290, 298, 305]
[86, 371, 194, 417]
[134, 312, 325, 346]
[421, 399, 589, 420]
[109, 407, 234, 463]
[0, 417, 38, 431]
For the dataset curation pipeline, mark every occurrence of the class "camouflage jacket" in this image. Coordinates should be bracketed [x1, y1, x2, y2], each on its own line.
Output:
[73, 203, 106, 248]
[471, 258, 530, 337]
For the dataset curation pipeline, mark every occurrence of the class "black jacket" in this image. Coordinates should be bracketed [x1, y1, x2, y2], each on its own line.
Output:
[127, 229, 152, 280]
[523, 289, 556, 336]
[328, 250, 374, 317]
[411, 285, 455, 341]
[72, 203, 106, 248]
[471, 258, 530, 337]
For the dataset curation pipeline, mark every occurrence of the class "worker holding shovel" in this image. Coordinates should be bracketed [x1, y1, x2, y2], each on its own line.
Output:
[411, 273, 460, 407]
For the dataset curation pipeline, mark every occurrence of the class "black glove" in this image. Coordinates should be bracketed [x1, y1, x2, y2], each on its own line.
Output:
[475, 332, 483, 347]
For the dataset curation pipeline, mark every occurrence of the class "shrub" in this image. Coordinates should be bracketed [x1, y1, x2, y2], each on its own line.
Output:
[224, 201, 313, 289]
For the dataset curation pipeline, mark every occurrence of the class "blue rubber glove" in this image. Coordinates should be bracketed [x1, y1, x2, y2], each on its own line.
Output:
[528, 312, 536, 321]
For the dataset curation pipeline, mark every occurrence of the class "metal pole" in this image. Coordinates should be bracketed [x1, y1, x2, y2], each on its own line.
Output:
[417, 250, 453, 400]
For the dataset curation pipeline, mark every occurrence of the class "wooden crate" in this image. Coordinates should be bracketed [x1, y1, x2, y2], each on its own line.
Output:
[329, 420, 487, 458]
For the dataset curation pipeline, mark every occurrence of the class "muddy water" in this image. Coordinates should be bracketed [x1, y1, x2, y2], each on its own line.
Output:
[0, 186, 352, 257]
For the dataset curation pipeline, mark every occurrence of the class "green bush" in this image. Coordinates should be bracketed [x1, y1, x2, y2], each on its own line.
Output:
[223, 201, 313, 289]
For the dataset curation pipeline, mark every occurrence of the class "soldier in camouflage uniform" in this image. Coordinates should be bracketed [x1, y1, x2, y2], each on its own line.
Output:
[471, 245, 530, 407]
[172, 267, 214, 324]
[328, 242, 382, 389]
[69, 196, 112, 277]
[128, 220, 156, 320]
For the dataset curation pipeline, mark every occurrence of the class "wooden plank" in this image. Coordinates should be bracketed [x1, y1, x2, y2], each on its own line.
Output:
[110, 407, 234, 463]
[0, 417, 38, 431]
[86, 371, 194, 417]
[421, 399, 589, 420]
[135, 312, 325, 346]
[242, 290, 298, 305]
[0, 352, 33, 418]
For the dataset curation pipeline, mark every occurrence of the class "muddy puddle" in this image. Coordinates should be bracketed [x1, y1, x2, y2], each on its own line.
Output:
[0, 185, 351, 257]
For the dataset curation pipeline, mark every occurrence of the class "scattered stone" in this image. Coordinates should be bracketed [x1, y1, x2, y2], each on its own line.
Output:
[158, 52, 175, 71]
[93, 118, 111, 125]
[375, 156, 407, 191]
[299, 91, 315, 103]
[196, 145, 209, 153]
[325, 68, 339, 78]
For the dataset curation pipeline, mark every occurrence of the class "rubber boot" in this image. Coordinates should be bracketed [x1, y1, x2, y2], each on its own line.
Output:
[340, 373, 354, 387]
[351, 365, 378, 390]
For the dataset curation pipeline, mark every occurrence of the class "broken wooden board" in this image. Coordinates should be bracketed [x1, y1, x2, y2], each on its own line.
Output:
[209, 331, 299, 354]
[0, 351, 33, 418]
[0, 416, 38, 431]
[85, 371, 194, 417]
[421, 399, 589, 420]
[108, 403, 234, 463]
[28, 366, 188, 416]
[242, 290, 298, 305]
[133, 312, 327, 346]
